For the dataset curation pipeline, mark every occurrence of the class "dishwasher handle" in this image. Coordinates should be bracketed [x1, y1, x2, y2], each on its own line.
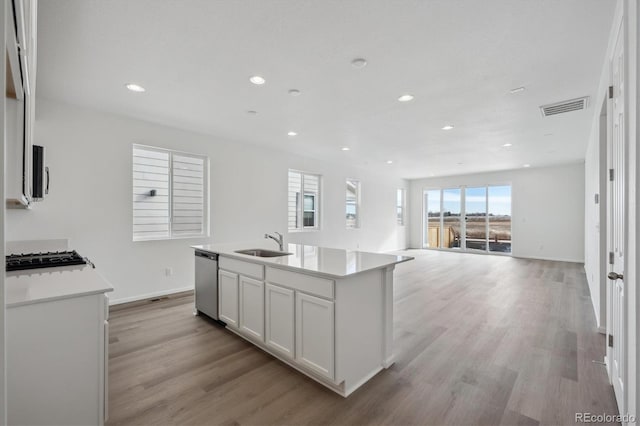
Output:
[195, 251, 218, 261]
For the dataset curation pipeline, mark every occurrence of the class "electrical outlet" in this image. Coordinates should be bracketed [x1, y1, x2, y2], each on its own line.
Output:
[165, 267, 173, 277]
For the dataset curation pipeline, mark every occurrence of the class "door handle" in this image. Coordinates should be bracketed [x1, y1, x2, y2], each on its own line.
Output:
[608, 272, 624, 281]
[45, 167, 50, 195]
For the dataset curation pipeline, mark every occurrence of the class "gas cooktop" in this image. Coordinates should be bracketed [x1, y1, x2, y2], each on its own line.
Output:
[6, 250, 89, 272]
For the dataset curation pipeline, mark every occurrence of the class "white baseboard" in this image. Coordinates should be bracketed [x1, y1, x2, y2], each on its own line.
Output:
[512, 254, 584, 263]
[109, 285, 194, 305]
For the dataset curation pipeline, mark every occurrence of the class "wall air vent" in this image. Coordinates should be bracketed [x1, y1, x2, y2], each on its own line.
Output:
[540, 96, 590, 117]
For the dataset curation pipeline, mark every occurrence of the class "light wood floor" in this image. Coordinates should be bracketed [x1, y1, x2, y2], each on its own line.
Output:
[107, 250, 619, 426]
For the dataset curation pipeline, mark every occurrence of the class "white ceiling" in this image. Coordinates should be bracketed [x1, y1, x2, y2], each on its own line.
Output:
[36, 0, 616, 179]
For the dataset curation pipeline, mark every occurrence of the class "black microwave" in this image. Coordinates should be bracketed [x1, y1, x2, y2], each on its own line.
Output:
[32, 145, 49, 201]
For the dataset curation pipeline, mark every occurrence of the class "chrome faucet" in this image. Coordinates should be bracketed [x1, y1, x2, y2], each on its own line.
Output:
[264, 232, 284, 251]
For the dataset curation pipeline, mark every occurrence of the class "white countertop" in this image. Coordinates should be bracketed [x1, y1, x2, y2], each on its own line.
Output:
[6, 265, 114, 308]
[192, 242, 414, 278]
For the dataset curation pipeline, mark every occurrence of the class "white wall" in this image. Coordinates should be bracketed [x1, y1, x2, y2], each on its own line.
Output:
[5, 99, 409, 303]
[408, 162, 585, 262]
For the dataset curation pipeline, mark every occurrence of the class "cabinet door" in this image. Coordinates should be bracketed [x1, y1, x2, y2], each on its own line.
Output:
[239, 276, 264, 340]
[265, 284, 295, 359]
[218, 270, 239, 328]
[295, 292, 335, 380]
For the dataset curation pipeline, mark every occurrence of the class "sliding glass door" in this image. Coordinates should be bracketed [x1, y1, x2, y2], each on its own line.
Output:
[424, 190, 441, 248]
[465, 187, 487, 251]
[423, 185, 511, 254]
[488, 185, 512, 253]
[442, 188, 461, 249]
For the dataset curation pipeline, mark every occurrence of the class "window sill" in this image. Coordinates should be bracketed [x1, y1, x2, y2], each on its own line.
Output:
[288, 228, 321, 233]
[133, 234, 210, 242]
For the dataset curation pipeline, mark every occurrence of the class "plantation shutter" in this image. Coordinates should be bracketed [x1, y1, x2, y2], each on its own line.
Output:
[288, 171, 301, 229]
[304, 174, 319, 198]
[133, 147, 170, 240]
[133, 145, 207, 241]
[172, 154, 205, 236]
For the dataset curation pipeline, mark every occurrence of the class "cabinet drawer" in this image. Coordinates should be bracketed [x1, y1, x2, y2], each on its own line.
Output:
[266, 267, 334, 299]
[220, 257, 264, 280]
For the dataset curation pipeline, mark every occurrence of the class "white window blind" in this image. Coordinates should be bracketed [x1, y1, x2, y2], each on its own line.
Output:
[133, 145, 208, 241]
[288, 170, 321, 230]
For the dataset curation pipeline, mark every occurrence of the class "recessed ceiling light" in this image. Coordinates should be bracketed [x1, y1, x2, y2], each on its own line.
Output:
[442, 125, 454, 130]
[288, 89, 301, 96]
[341, 147, 350, 151]
[386, 160, 394, 164]
[503, 143, 513, 147]
[351, 58, 368, 68]
[523, 164, 531, 168]
[510, 87, 526, 94]
[247, 110, 257, 115]
[287, 131, 298, 137]
[398, 94, 414, 102]
[249, 75, 266, 85]
[125, 83, 145, 92]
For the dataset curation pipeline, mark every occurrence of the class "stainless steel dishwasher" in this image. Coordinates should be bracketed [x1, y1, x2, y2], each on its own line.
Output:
[194, 250, 219, 320]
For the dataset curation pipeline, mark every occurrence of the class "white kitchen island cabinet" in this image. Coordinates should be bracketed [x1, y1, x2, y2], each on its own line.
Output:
[265, 283, 295, 359]
[194, 242, 413, 397]
[295, 292, 335, 380]
[239, 275, 265, 340]
[218, 269, 240, 328]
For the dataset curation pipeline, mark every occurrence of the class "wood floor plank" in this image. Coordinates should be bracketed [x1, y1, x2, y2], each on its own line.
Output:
[106, 250, 620, 425]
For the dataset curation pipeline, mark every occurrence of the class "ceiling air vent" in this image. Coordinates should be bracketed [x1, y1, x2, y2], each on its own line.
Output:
[540, 96, 590, 117]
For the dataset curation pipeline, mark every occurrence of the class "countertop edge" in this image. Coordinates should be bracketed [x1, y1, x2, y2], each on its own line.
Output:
[7, 287, 114, 309]
[193, 246, 414, 279]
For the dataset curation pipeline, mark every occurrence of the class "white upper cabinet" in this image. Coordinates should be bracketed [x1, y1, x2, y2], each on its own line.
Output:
[6, 0, 37, 208]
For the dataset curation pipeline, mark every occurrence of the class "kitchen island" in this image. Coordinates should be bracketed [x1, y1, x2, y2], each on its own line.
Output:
[192, 242, 413, 397]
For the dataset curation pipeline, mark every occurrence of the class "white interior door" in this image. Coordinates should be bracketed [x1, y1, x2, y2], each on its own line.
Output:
[606, 20, 625, 413]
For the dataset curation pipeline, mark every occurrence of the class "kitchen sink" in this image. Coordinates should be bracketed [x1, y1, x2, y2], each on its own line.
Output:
[234, 249, 292, 258]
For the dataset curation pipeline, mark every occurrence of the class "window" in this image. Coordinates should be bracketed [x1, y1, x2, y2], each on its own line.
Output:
[346, 179, 360, 229]
[397, 188, 406, 225]
[288, 170, 321, 230]
[422, 185, 511, 253]
[133, 145, 208, 241]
